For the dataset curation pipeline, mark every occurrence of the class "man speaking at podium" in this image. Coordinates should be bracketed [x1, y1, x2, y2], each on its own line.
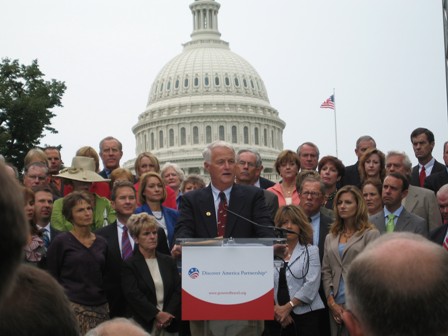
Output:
[173, 140, 276, 335]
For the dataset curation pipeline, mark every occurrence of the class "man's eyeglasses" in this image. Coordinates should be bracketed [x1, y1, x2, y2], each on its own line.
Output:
[26, 175, 47, 181]
[300, 191, 321, 198]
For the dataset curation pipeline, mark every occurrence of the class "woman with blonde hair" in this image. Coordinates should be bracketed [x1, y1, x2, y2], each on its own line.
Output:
[322, 186, 379, 336]
[134, 152, 177, 209]
[265, 205, 324, 336]
[122, 213, 180, 334]
[135, 172, 179, 250]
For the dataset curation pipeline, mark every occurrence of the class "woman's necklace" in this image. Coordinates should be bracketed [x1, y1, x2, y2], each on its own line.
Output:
[152, 211, 163, 221]
[342, 229, 355, 239]
[326, 190, 337, 204]
[282, 183, 294, 196]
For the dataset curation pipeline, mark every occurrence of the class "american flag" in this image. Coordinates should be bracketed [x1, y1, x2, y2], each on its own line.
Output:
[320, 95, 335, 110]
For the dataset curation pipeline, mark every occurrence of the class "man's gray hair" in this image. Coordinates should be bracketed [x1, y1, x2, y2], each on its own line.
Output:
[296, 142, 320, 158]
[202, 141, 235, 163]
[356, 135, 376, 148]
[386, 150, 412, 172]
[236, 148, 263, 167]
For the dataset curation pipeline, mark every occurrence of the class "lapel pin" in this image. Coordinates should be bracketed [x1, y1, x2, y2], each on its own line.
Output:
[206, 211, 211, 217]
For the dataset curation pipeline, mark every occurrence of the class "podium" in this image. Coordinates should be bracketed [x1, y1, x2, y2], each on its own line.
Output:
[177, 238, 285, 336]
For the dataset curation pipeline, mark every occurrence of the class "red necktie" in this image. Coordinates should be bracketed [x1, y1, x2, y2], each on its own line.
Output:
[122, 226, 133, 260]
[217, 192, 227, 237]
[419, 166, 426, 187]
[443, 235, 448, 251]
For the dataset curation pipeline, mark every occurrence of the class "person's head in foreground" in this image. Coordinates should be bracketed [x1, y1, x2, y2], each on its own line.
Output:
[343, 232, 448, 336]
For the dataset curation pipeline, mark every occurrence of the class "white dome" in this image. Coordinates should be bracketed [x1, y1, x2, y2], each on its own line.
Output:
[147, 46, 270, 106]
[130, 0, 285, 179]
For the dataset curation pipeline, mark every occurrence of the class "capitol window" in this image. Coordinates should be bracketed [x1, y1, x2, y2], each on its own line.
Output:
[225, 76, 230, 86]
[219, 126, 225, 140]
[193, 126, 199, 144]
[204, 75, 210, 86]
[244, 126, 249, 144]
[175, 79, 179, 89]
[254, 127, 259, 145]
[206, 126, 212, 143]
[159, 130, 164, 148]
[234, 76, 239, 87]
[194, 76, 199, 87]
[184, 78, 189, 88]
[169, 129, 174, 147]
[214, 75, 220, 86]
[231, 126, 237, 143]
[180, 127, 186, 145]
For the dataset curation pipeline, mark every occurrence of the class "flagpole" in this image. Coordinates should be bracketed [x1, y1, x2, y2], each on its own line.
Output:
[333, 88, 338, 157]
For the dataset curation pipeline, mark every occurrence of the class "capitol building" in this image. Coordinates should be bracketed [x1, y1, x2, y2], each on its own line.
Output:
[129, 0, 285, 180]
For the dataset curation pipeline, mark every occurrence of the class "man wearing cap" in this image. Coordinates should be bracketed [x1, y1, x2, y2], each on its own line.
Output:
[51, 157, 116, 231]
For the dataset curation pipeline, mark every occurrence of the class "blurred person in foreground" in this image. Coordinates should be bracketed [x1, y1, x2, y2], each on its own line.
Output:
[342, 232, 448, 336]
[0, 162, 28, 307]
[0, 264, 79, 336]
[86, 318, 150, 336]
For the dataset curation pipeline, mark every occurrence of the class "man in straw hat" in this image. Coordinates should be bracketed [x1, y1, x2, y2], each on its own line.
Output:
[51, 156, 116, 231]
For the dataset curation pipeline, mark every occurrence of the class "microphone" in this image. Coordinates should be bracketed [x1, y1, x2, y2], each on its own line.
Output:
[225, 207, 298, 238]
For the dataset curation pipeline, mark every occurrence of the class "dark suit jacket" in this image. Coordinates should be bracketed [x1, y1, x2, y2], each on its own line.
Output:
[95, 222, 170, 318]
[424, 168, 448, 194]
[263, 189, 279, 220]
[317, 213, 332, 263]
[38, 225, 61, 270]
[99, 169, 108, 179]
[259, 176, 275, 190]
[410, 160, 446, 186]
[174, 184, 275, 239]
[49, 226, 61, 243]
[340, 161, 361, 188]
[121, 249, 181, 333]
[429, 223, 448, 245]
[369, 208, 427, 237]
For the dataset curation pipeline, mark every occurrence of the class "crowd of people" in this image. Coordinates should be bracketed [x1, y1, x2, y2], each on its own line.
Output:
[0, 127, 447, 336]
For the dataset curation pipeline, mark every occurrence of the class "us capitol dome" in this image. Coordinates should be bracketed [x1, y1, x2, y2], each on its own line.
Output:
[130, 0, 285, 179]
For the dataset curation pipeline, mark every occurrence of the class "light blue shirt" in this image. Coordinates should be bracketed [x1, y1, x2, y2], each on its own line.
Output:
[384, 205, 404, 228]
[210, 184, 232, 220]
[420, 157, 436, 176]
[310, 212, 320, 247]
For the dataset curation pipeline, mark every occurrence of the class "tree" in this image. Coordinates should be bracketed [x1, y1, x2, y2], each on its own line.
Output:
[0, 58, 66, 172]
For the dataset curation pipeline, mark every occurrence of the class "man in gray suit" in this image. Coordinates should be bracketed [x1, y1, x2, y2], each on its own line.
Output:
[369, 173, 427, 236]
[235, 149, 278, 219]
[385, 151, 441, 231]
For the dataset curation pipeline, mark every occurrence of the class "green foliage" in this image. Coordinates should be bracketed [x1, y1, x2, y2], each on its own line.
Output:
[0, 58, 66, 172]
